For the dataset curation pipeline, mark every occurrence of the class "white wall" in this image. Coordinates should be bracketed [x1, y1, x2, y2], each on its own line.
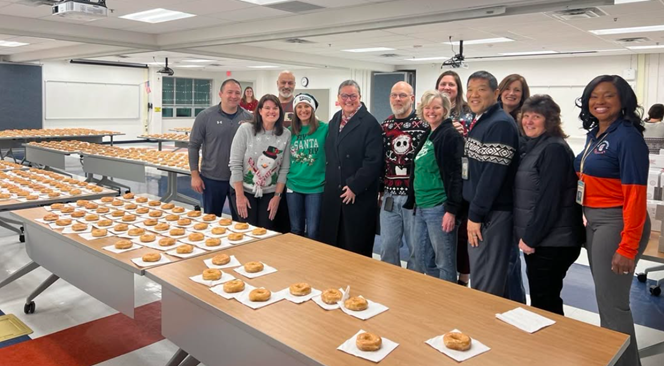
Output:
[644, 53, 664, 115]
[42, 61, 149, 141]
[400, 55, 638, 153]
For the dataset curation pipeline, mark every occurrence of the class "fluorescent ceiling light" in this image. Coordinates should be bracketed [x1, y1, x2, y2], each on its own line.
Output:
[589, 24, 664, 35]
[499, 50, 558, 56]
[405, 56, 450, 61]
[443, 37, 514, 45]
[120, 8, 195, 24]
[247, 65, 279, 69]
[342, 47, 395, 53]
[238, 0, 290, 5]
[175, 65, 204, 68]
[614, 0, 650, 4]
[627, 45, 664, 50]
[0, 41, 29, 47]
[185, 59, 215, 63]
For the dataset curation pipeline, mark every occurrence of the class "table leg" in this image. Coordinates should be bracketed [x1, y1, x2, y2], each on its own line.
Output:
[161, 171, 199, 206]
[158, 141, 163, 151]
[179, 356, 200, 366]
[91, 175, 130, 193]
[0, 261, 40, 291]
[640, 341, 664, 358]
[165, 349, 188, 366]
[24, 274, 59, 314]
[0, 217, 22, 235]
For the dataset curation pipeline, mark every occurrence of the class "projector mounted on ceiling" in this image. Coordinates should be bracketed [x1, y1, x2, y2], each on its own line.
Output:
[157, 58, 175, 77]
[442, 38, 467, 69]
[52, 0, 108, 21]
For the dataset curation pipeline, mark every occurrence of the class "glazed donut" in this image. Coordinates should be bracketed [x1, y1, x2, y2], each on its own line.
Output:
[289, 283, 312, 296]
[97, 219, 113, 227]
[186, 210, 202, 218]
[141, 253, 161, 262]
[202, 268, 222, 281]
[140, 234, 156, 243]
[114, 239, 133, 250]
[148, 200, 161, 207]
[218, 218, 232, 226]
[122, 214, 137, 222]
[114, 223, 129, 232]
[84, 202, 98, 210]
[26, 195, 39, 200]
[154, 223, 169, 231]
[205, 238, 221, 247]
[72, 223, 88, 232]
[149, 210, 162, 218]
[111, 200, 123, 206]
[71, 211, 85, 218]
[223, 279, 245, 293]
[135, 207, 149, 214]
[165, 214, 179, 221]
[212, 253, 230, 265]
[101, 197, 114, 203]
[48, 192, 60, 198]
[321, 289, 342, 304]
[244, 261, 264, 273]
[188, 232, 204, 242]
[84, 214, 99, 221]
[344, 296, 368, 311]
[144, 218, 158, 226]
[194, 222, 208, 230]
[211, 227, 226, 235]
[169, 228, 185, 236]
[356, 332, 382, 352]
[111, 210, 125, 217]
[249, 288, 271, 302]
[123, 192, 134, 199]
[443, 332, 472, 351]
[50, 203, 65, 210]
[159, 237, 176, 247]
[136, 197, 148, 203]
[172, 206, 185, 213]
[55, 218, 72, 226]
[124, 203, 138, 210]
[177, 218, 191, 226]
[251, 227, 267, 236]
[176, 244, 193, 254]
[92, 228, 107, 237]
[202, 214, 216, 222]
[43, 213, 59, 222]
[96, 206, 110, 214]
[228, 232, 244, 241]
[128, 228, 145, 236]
[234, 222, 249, 230]
[76, 200, 89, 207]
[61, 206, 75, 214]
[161, 203, 174, 210]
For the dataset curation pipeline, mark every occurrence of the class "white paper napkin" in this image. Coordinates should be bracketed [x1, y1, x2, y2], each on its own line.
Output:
[312, 288, 346, 311]
[203, 255, 241, 269]
[222, 235, 254, 246]
[246, 230, 280, 239]
[236, 288, 285, 309]
[496, 307, 556, 333]
[131, 255, 171, 268]
[178, 236, 209, 246]
[130, 235, 164, 246]
[166, 246, 206, 258]
[141, 239, 180, 252]
[425, 329, 490, 362]
[227, 223, 257, 233]
[172, 220, 196, 228]
[102, 243, 142, 254]
[201, 228, 230, 238]
[147, 225, 171, 233]
[337, 329, 399, 363]
[107, 225, 134, 235]
[209, 282, 255, 300]
[62, 225, 92, 234]
[35, 218, 58, 224]
[160, 230, 190, 239]
[49, 222, 72, 230]
[189, 271, 235, 287]
[339, 296, 389, 320]
[78, 231, 115, 240]
[233, 262, 277, 278]
[277, 287, 322, 304]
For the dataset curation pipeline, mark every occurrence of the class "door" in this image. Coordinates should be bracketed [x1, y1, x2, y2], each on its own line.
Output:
[370, 72, 409, 123]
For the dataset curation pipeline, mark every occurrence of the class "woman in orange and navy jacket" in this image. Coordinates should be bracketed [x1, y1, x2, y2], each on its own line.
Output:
[574, 75, 650, 366]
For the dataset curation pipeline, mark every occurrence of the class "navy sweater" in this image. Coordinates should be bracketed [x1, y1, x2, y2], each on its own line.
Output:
[462, 103, 519, 223]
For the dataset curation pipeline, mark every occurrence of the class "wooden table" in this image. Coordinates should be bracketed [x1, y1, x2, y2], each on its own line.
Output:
[7, 207, 263, 318]
[147, 234, 629, 366]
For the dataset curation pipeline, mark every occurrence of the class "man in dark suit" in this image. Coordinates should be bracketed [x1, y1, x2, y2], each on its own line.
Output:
[319, 80, 383, 257]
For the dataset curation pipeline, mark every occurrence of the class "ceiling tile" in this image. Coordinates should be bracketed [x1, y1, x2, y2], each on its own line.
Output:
[208, 5, 292, 21]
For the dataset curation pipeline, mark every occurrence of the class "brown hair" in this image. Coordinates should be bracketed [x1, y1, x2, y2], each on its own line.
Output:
[291, 103, 319, 136]
[499, 74, 530, 120]
[241, 86, 255, 104]
[252, 94, 284, 136]
[435, 70, 467, 117]
[519, 94, 567, 138]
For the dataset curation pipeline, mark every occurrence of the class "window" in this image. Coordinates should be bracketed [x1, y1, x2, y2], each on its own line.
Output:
[162, 77, 212, 118]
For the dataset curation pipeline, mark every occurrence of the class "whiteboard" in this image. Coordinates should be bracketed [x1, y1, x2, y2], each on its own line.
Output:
[45, 80, 140, 120]
[529, 85, 586, 138]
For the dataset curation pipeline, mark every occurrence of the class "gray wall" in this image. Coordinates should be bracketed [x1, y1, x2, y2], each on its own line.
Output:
[0, 63, 42, 130]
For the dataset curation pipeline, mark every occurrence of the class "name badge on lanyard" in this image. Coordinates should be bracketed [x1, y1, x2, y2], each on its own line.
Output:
[462, 157, 469, 180]
[577, 132, 609, 206]
[576, 181, 585, 205]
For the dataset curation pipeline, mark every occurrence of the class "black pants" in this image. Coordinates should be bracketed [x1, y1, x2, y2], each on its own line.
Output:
[524, 246, 581, 315]
[229, 192, 276, 230]
[200, 176, 238, 220]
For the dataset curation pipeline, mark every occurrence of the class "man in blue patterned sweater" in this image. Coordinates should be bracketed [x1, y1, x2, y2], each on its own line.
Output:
[463, 71, 519, 297]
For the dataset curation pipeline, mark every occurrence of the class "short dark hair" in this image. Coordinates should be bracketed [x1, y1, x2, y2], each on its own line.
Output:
[251, 94, 284, 136]
[220, 78, 241, 92]
[338, 80, 361, 96]
[648, 103, 664, 120]
[498, 74, 531, 120]
[576, 75, 644, 133]
[467, 71, 498, 91]
[519, 95, 567, 138]
[435, 70, 467, 117]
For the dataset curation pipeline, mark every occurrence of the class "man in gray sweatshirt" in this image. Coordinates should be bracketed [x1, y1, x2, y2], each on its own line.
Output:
[188, 79, 253, 218]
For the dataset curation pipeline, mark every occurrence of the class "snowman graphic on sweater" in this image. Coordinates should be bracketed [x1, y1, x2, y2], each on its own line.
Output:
[245, 146, 281, 198]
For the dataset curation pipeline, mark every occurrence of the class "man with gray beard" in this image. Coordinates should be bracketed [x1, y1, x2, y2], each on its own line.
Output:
[379, 81, 430, 271]
[277, 70, 296, 128]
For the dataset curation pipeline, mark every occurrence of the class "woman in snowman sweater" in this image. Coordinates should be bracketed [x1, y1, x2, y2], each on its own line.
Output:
[229, 94, 291, 230]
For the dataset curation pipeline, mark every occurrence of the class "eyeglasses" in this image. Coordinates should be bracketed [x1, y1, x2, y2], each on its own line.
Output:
[340, 94, 359, 101]
[390, 93, 412, 99]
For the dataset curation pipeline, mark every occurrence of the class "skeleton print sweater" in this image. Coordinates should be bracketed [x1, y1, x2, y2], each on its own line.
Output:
[381, 112, 429, 195]
[229, 122, 291, 198]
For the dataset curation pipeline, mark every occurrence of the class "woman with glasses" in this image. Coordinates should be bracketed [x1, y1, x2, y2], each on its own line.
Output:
[319, 80, 383, 257]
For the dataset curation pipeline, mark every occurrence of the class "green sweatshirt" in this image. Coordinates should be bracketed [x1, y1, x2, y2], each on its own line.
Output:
[287, 122, 328, 194]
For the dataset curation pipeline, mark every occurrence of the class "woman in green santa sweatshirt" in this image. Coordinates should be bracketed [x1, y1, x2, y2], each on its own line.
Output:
[286, 93, 328, 240]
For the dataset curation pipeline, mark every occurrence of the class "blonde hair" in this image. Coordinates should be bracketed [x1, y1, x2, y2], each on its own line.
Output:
[417, 90, 451, 122]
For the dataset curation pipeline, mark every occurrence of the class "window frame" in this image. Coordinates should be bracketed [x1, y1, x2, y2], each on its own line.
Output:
[162, 77, 212, 119]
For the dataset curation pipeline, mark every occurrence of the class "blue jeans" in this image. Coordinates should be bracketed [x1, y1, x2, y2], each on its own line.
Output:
[379, 193, 417, 270]
[201, 176, 237, 220]
[414, 204, 458, 282]
[286, 191, 323, 240]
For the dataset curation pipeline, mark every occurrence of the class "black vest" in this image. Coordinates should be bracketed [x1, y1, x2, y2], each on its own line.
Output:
[513, 135, 583, 247]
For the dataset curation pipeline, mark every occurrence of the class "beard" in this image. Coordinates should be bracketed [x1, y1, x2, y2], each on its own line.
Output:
[279, 88, 293, 99]
[390, 104, 411, 116]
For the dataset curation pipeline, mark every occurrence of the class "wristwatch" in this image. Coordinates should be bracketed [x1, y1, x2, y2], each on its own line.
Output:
[274, 192, 282, 198]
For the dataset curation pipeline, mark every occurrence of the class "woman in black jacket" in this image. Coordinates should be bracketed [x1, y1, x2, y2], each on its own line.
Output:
[514, 95, 584, 315]
[404, 90, 464, 282]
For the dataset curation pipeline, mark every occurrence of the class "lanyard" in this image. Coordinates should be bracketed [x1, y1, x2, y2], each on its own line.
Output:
[579, 132, 610, 179]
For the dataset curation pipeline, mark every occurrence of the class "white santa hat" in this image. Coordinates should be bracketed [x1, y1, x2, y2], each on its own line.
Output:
[292, 93, 318, 112]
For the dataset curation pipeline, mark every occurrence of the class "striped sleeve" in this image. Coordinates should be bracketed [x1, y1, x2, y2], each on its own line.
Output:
[617, 131, 649, 259]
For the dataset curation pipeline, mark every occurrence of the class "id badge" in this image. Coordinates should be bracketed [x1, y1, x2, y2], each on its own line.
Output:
[576, 180, 585, 205]
[462, 157, 469, 180]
